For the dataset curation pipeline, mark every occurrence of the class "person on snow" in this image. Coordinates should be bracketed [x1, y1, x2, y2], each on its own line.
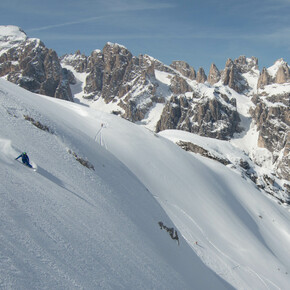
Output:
[15, 152, 32, 168]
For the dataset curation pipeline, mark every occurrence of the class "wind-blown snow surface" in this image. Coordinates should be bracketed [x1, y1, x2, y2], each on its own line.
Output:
[0, 79, 231, 289]
[0, 79, 289, 289]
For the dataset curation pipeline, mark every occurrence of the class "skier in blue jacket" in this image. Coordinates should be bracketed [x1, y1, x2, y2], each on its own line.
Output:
[15, 152, 32, 168]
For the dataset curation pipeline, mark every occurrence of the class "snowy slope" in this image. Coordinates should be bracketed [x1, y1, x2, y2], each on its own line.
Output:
[0, 78, 231, 289]
[0, 78, 289, 289]
[100, 122, 290, 289]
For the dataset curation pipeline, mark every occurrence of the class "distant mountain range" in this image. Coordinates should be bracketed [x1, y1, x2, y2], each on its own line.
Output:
[0, 25, 289, 203]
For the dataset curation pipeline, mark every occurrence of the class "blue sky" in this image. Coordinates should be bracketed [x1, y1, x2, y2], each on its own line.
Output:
[1, 0, 290, 72]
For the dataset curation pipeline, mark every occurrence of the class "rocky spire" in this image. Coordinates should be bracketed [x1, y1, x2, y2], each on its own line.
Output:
[222, 59, 234, 87]
[170, 61, 196, 80]
[234, 56, 258, 73]
[275, 63, 290, 84]
[222, 57, 251, 93]
[207, 63, 221, 85]
[257, 67, 271, 89]
[196, 67, 207, 83]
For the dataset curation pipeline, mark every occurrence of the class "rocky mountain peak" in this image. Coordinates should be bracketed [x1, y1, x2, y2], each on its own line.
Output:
[0, 25, 27, 54]
[61, 51, 88, 73]
[208, 63, 221, 85]
[196, 67, 207, 83]
[257, 67, 271, 89]
[234, 55, 258, 73]
[0, 25, 73, 101]
[170, 61, 196, 80]
[225, 58, 234, 68]
[222, 56, 257, 93]
[257, 59, 290, 88]
[275, 62, 290, 84]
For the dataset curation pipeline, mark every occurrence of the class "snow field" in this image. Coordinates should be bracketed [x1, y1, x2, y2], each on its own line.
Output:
[0, 79, 231, 289]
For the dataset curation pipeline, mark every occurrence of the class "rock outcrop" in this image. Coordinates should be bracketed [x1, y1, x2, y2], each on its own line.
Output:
[207, 63, 221, 85]
[257, 67, 271, 89]
[0, 26, 73, 101]
[222, 58, 246, 93]
[250, 93, 290, 180]
[257, 59, 290, 89]
[222, 56, 258, 94]
[196, 67, 207, 83]
[170, 75, 193, 94]
[61, 50, 88, 73]
[275, 63, 290, 84]
[156, 93, 241, 140]
[170, 61, 196, 80]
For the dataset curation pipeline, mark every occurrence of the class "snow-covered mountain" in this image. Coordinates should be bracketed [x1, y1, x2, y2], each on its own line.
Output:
[0, 25, 290, 288]
[60, 43, 290, 203]
[1, 76, 290, 289]
[0, 25, 73, 101]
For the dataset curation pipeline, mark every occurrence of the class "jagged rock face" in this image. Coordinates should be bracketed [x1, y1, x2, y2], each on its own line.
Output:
[83, 50, 104, 98]
[0, 27, 73, 101]
[84, 43, 135, 102]
[170, 61, 196, 80]
[102, 43, 133, 100]
[156, 93, 241, 140]
[257, 67, 271, 89]
[275, 64, 290, 84]
[196, 67, 207, 83]
[208, 63, 221, 85]
[82, 45, 163, 121]
[65, 44, 242, 139]
[221, 56, 259, 94]
[234, 55, 258, 73]
[61, 50, 88, 73]
[250, 93, 290, 180]
[170, 75, 193, 94]
[222, 58, 248, 93]
[257, 59, 290, 89]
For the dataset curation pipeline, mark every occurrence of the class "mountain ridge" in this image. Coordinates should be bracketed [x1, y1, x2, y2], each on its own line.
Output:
[0, 25, 289, 201]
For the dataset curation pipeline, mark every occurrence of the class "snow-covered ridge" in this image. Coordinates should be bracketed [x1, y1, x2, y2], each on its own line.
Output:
[106, 41, 128, 50]
[267, 58, 289, 78]
[0, 25, 27, 54]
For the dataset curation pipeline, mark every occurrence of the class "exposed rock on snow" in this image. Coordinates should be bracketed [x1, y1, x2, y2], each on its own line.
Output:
[177, 140, 231, 165]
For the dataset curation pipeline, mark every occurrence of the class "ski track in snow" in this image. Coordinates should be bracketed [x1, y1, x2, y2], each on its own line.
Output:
[159, 199, 280, 290]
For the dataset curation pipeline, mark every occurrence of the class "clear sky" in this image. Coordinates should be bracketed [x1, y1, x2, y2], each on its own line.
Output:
[1, 0, 290, 72]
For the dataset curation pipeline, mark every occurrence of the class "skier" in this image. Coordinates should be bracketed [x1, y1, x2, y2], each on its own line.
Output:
[15, 152, 32, 168]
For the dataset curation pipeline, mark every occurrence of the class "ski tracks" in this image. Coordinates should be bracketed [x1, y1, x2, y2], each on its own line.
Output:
[160, 201, 280, 290]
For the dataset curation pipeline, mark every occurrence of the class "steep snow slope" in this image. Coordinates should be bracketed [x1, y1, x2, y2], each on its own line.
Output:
[0, 79, 231, 289]
[1, 78, 289, 289]
[93, 114, 290, 288]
